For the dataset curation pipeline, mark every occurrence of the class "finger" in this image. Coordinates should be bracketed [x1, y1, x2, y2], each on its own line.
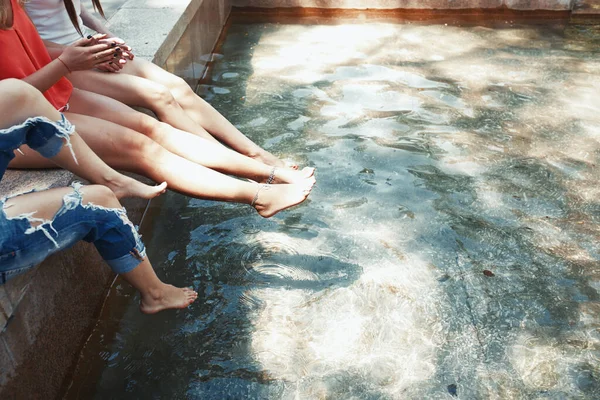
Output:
[97, 38, 125, 47]
[72, 36, 95, 47]
[97, 37, 125, 45]
[94, 47, 122, 61]
[87, 43, 113, 54]
[83, 33, 108, 46]
[91, 33, 108, 42]
[108, 61, 121, 72]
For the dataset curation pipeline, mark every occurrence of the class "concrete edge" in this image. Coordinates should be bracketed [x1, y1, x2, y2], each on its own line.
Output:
[105, 0, 204, 66]
[230, 0, 576, 10]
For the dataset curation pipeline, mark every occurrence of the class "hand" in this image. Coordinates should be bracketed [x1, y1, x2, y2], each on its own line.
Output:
[59, 35, 125, 72]
[95, 60, 123, 73]
[99, 36, 135, 60]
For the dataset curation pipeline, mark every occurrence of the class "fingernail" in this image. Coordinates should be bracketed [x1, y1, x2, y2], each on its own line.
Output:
[115, 48, 121, 52]
[109, 61, 113, 64]
[111, 42, 116, 47]
[87, 35, 93, 39]
[114, 54, 118, 57]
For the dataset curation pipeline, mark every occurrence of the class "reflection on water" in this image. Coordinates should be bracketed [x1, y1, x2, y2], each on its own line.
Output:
[67, 19, 600, 399]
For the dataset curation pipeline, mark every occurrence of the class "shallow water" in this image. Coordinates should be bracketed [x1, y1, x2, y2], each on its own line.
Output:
[68, 19, 600, 399]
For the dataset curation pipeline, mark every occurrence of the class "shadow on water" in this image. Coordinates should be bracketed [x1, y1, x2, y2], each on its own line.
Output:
[66, 17, 600, 400]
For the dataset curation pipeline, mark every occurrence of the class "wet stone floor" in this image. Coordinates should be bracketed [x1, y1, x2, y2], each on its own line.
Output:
[67, 18, 600, 399]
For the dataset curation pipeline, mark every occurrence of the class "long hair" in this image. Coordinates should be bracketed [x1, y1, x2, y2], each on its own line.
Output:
[63, 0, 104, 36]
[0, 0, 24, 29]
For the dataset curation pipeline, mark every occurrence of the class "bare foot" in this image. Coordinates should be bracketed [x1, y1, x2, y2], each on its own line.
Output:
[251, 150, 298, 170]
[268, 167, 316, 185]
[252, 182, 314, 218]
[140, 285, 198, 314]
[107, 176, 167, 200]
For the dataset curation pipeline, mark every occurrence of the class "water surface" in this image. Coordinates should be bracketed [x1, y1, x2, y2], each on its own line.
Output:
[67, 18, 600, 399]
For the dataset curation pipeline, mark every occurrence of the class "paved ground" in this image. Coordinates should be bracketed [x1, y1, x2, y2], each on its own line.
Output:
[84, 0, 127, 20]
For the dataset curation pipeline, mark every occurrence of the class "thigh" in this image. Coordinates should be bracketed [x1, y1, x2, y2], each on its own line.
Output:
[7, 112, 150, 172]
[8, 144, 58, 168]
[0, 79, 58, 129]
[61, 112, 154, 172]
[0, 185, 122, 282]
[0, 187, 79, 281]
[68, 69, 167, 108]
[121, 58, 183, 90]
[68, 88, 149, 134]
[3, 186, 73, 221]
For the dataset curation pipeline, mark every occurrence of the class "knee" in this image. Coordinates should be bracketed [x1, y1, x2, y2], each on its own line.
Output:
[147, 84, 177, 110]
[0, 79, 39, 104]
[81, 185, 121, 209]
[136, 112, 174, 143]
[124, 133, 165, 167]
[168, 76, 195, 101]
[170, 75, 190, 92]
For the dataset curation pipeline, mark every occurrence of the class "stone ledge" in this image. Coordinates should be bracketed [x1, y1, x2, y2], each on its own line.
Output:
[106, 0, 206, 66]
[231, 0, 575, 10]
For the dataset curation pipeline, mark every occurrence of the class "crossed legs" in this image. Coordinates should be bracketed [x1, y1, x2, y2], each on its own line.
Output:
[3, 184, 197, 313]
[9, 110, 313, 218]
[66, 88, 314, 184]
[68, 58, 288, 167]
[0, 79, 166, 200]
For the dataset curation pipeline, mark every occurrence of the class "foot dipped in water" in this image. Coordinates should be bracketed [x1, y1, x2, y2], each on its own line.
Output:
[106, 175, 168, 200]
[140, 284, 198, 314]
[252, 182, 314, 218]
[263, 166, 316, 185]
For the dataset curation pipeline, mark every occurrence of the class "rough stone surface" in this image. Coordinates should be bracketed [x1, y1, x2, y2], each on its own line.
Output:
[107, 0, 207, 67]
[0, 242, 115, 399]
[0, 169, 72, 198]
[165, 0, 232, 85]
[0, 194, 148, 399]
[573, 0, 600, 14]
[232, 0, 574, 9]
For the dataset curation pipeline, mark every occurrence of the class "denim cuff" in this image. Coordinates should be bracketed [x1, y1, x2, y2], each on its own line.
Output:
[104, 242, 147, 275]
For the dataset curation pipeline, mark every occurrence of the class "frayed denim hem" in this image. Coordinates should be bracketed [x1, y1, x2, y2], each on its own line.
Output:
[0, 114, 77, 181]
[1, 114, 77, 160]
[0, 183, 147, 283]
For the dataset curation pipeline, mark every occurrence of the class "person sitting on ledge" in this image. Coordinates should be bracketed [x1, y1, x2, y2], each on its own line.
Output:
[0, 79, 196, 314]
[0, 0, 316, 218]
[26, 0, 297, 170]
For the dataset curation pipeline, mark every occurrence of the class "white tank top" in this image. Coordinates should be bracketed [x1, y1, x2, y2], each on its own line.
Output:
[25, 0, 84, 45]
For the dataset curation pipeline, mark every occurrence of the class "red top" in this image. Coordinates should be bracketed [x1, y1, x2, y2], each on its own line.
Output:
[0, 0, 73, 109]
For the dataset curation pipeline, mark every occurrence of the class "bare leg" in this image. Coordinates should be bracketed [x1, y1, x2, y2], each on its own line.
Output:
[0, 79, 166, 200]
[9, 112, 313, 217]
[117, 59, 292, 168]
[4, 185, 197, 313]
[123, 263, 198, 314]
[67, 88, 314, 184]
[68, 70, 220, 144]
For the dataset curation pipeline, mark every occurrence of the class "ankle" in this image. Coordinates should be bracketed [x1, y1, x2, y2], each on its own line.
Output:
[142, 285, 165, 303]
[101, 173, 121, 188]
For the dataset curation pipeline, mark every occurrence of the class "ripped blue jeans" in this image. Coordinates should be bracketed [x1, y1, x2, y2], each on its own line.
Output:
[0, 116, 146, 284]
